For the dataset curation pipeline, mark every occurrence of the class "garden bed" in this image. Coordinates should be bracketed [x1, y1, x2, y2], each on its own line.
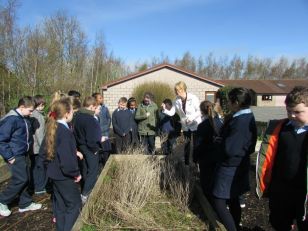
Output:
[73, 154, 215, 230]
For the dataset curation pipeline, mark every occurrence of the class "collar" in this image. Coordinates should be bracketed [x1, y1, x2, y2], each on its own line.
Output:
[15, 108, 24, 117]
[233, 108, 252, 118]
[57, 119, 69, 129]
[79, 108, 95, 116]
[117, 108, 127, 111]
[286, 120, 308, 134]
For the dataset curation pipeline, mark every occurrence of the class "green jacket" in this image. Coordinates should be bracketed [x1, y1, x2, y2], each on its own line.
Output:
[135, 102, 158, 136]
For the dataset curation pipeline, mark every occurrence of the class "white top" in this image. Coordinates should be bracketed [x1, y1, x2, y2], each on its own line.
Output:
[174, 92, 202, 131]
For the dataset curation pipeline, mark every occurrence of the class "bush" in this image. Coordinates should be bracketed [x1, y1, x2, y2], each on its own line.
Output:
[131, 82, 175, 106]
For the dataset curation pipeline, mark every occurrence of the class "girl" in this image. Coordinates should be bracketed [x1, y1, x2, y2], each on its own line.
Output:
[45, 98, 81, 231]
[212, 88, 257, 231]
[193, 101, 223, 199]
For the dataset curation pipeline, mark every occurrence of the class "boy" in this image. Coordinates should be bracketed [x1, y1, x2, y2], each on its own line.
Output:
[0, 96, 42, 217]
[112, 97, 133, 153]
[135, 92, 158, 154]
[257, 86, 308, 230]
[72, 96, 102, 204]
[127, 97, 139, 147]
[29, 95, 46, 194]
[159, 98, 179, 155]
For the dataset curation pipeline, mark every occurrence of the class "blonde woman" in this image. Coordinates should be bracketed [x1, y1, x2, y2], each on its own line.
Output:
[174, 81, 202, 165]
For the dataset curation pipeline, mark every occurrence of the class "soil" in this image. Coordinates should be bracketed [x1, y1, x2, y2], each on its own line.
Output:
[0, 153, 273, 231]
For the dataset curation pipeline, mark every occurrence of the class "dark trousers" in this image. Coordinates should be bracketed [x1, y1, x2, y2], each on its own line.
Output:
[52, 179, 81, 231]
[183, 130, 197, 165]
[114, 133, 131, 153]
[161, 132, 176, 155]
[269, 191, 308, 231]
[29, 154, 47, 192]
[140, 135, 155, 154]
[212, 197, 241, 231]
[0, 155, 32, 208]
[79, 146, 100, 196]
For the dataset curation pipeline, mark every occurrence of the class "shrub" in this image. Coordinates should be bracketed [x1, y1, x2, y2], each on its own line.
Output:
[131, 82, 175, 106]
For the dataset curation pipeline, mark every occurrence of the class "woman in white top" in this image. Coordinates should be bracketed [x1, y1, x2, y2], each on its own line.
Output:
[174, 81, 202, 165]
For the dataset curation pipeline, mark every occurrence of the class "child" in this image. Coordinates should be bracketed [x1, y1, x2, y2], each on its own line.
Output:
[45, 98, 81, 231]
[127, 97, 139, 147]
[212, 87, 257, 231]
[193, 100, 223, 199]
[159, 98, 178, 155]
[72, 96, 102, 203]
[29, 95, 47, 195]
[256, 86, 308, 230]
[0, 96, 42, 217]
[92, 92, 111, 165]
[112, 97, 133, 153]
[135, 92, 158, 154]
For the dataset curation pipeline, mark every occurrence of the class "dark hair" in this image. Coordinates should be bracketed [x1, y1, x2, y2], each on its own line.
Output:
[18, 96, 35, 108]
[68, 90, 81, 98]
[92, 92, 102, 99]
[228, 87, 252, 109]
[127, 97, 136, 106]
[72, 98, 81, 110]
[163, 98, 172, 107]
[33, 95, 46, 108]
[285, 86, 308, 107]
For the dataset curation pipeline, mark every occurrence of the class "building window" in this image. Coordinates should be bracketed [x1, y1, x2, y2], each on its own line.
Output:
[205, 91, 216, 103]
[262, 95, 272, 101]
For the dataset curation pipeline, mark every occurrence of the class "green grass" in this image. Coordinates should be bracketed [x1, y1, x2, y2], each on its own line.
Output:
[0, 156, 5, 166]
[81, 224, 96, 231]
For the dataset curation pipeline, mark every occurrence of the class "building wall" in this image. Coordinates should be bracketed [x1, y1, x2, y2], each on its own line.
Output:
[256, 95, 286, 106]
[103, 68, 220, 113]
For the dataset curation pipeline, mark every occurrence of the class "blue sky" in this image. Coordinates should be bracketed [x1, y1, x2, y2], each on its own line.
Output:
[17, 0, 308, 65]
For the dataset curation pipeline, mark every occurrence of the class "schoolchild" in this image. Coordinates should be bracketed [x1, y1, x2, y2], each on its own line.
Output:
[112, 97, 133, 153]
[92, 92, 111, 164]
[72, 96, 102, 203]
[45, 98, 82, 231]
[193, 100, 223, 198]
[256, 86, 308, 230]
[158, 98, 179, 155]
[29, 95, 47, 194]
[212, 87, 257, 231]
[0, 96, 42, 217]
[127, 97, 139, 147]
[135, 92, 158, 154]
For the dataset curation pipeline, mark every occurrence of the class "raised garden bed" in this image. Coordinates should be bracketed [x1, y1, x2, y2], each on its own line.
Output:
[72, 154, 225, 231]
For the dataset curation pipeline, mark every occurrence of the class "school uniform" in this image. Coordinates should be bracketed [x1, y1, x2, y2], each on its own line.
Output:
[72, 108, 102, 196]
[46, 121, 81, 231]
[112, 108, 133, 153]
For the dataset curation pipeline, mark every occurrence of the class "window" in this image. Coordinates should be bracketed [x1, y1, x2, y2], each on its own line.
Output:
[262, 95, 272, 101]
[205, 91, 216, 103]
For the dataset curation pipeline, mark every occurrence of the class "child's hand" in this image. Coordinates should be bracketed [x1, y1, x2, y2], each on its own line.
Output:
[101, 136, 108, 142]
[76, 151, 83, 160]
[146, 112, 150, 117]
[74, 175, 82, 183]
[8, 158, 15, 164]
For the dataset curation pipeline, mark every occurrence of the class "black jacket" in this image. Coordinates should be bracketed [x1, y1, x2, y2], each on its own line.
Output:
[46, 123, 80, 180]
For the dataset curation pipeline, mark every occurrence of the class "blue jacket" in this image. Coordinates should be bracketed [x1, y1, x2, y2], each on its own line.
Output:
[46, 123, 80, 180]
[0, 109, 31, 161]
[97, 104, 111, 136]
[112, 109, 133, 136]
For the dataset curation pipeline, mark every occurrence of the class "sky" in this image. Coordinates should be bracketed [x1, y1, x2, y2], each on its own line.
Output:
[16, 0, 308, 66]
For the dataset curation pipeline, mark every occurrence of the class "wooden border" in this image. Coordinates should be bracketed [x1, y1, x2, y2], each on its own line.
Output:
[0, 164, 10, 184]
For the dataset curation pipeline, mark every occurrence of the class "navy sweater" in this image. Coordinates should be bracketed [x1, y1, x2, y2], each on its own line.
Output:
[221, 113, 257, 166]
[72, 109, 102, 153]
[270, 123, 308, 192]
[46, 123, 80, 180]
[0, 109, 31, 161]
[112, 109, 133, 136]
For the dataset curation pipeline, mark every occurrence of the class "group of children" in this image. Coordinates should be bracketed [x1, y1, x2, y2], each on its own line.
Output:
[0, 85, 308, 231]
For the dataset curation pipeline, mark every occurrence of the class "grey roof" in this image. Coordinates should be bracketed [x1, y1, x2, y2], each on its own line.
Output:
[251, 106, 287, 123]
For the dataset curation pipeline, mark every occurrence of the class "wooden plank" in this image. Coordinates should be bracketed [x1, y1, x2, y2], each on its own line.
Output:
[195, 184, 226, 231]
